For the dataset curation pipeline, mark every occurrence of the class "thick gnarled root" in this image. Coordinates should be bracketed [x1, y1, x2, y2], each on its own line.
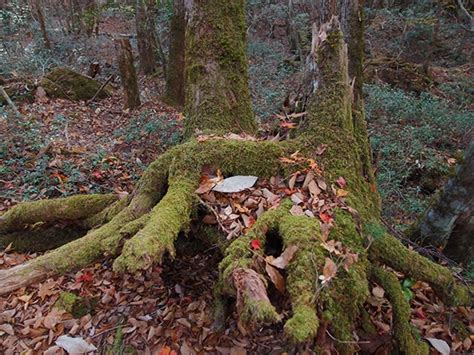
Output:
[0, 138, 287, 296]
[219, 201, 326, 343]
[0, 194, 118, 234]
[113, 178, 197, 272]
[370, 265, 429, 354]
[367, 223, 472, 306]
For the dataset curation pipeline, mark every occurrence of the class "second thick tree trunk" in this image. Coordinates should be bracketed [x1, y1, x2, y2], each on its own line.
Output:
[411, 141, 474, 266]
[164, 0, 186, 108]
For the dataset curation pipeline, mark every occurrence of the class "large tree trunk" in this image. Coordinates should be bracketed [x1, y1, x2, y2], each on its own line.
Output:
[410, 140, 474, 266]
[183, 0, 256, 137]
[116, 37, 141, 109]
[164, 0, 186, 108]
[0, 1, 471, 353]
[135, 0, 158, 74]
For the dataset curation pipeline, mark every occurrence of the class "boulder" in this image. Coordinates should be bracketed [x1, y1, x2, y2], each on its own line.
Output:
[40, 67, 111, 101]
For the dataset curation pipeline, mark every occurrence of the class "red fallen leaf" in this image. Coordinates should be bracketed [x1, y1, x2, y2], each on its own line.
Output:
[247, 216, 256, 229]
[77, 271, 93, 283]
[319, 212, 333, 224]
[280, 122, 297, 129]
[92, 171, 103, 180]
[51, 171, 68, 183]
[413, 307, 426, 319]
[250, 239, 261, 250]
[336, 176, 346, 188]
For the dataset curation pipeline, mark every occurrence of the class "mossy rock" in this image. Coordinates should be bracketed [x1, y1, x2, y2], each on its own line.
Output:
[40, 68, 111, 101]
[54, 291, 96, 318]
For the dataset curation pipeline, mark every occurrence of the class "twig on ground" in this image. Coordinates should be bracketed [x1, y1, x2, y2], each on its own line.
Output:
[0, 86, 22, 118]
[87, 74, 114, 105]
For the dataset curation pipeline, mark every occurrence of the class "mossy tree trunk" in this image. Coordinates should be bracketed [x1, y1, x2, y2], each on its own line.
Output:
[410, 140, 474, 266]
[116, 37, 141, 109]
[183, 0, 256, 137]
[135, 0, 159, 75]
[164, 0, 186, 108]
[0, 1, 471, 353]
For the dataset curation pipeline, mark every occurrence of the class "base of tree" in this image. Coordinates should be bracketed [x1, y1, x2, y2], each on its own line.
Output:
[0, 138, 470, 354]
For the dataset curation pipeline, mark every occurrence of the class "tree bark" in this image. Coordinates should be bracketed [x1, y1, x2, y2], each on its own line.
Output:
[116, 37, 141, 109]
[135, 0, 159, 74]
[410, 140, 474, 266]
[164, 0, 186, 108]
[33, 0, 51, 49]
[184, 0, 256, 137]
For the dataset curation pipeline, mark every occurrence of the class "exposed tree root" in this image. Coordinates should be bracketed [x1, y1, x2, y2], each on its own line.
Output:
[370, 265, 429, 354]
[0, 194, 117, 234]
[368, 225, 472, 306]
[0, 225, 88, 252]
[0, 141, 470, 353]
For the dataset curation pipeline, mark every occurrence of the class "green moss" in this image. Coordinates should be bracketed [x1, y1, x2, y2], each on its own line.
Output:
[323, 296, 355, 354]
[0, 226, 87, 252]
[184, 0, 256, 136]
[279, 207, 323, 333]
[40, 68, 111, 101]
[0, 194, 117, 234]
[369, 226, 472, 306]
[113, 178, 197, 273]
[112, 326, 124, 354]
[284, 305, 319, 343]
[55, 291, 95, 318]
[240, 297, 280, 325]
[360, 307, 377, 335]
[370, 265, 429, 354]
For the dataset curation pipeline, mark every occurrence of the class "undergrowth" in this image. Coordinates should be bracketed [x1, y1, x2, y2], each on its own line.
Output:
[365, 83, 473, 227]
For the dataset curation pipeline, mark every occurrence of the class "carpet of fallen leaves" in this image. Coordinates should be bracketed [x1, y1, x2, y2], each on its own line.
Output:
[0, 241, 472, 354]
[1, 80, 473, 354]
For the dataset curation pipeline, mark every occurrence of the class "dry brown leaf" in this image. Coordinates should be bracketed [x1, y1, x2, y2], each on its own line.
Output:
[372, 286, 385, 298]
[265, 263, 285, 293]
[269, 246, 298, 269]
[290, 205, 304, 216]
[308, 180, 321, 197]
[38, 280, 57, 300]
[336, 189, 348, 198]
[319, 258, 337, 285]
[320, 222, 331, 242]
[316, 177, 327, 191]
[288, 174, 297, 190]
[0, 323, 14, 335]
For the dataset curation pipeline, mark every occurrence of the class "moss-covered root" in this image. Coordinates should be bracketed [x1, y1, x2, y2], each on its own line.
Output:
[112, 178, 197, 273]
[0, 203, 143, 296]
[370, 265, 429, 354]
[218, 207, 284, 327]
[279, 210, 323, 343]
[0, 194, 118, 234]
[233, 268, 280, 324]
[369, 227, 472, 306]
